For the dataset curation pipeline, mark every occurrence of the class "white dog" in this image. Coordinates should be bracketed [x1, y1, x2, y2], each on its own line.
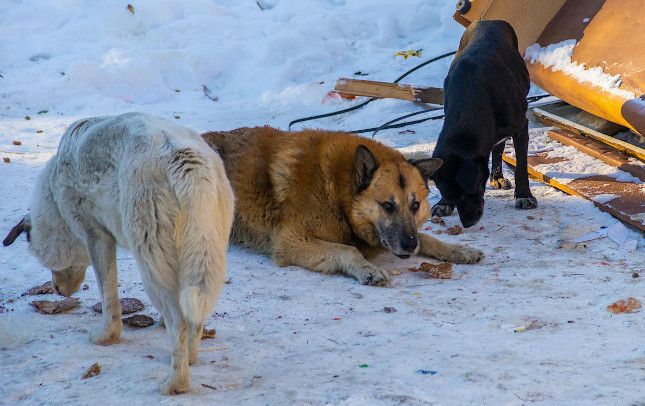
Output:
[3, 112, 234, 394]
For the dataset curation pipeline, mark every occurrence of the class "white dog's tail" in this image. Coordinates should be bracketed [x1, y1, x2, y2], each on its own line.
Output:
[165, 147, 234, 326]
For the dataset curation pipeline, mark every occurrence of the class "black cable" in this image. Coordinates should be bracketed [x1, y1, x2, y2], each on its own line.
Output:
[350, 112, 445, 134]
[287, 98, 375, 131]
[526, 94, 552, 103]
[391, 50, 456, 84]
[350, 93, 552, 136]
[371, 107, 443, 137]
[287, 50, 457, 130]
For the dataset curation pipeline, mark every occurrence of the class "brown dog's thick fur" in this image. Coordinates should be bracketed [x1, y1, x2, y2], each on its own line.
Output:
[202, 127, 484, 285]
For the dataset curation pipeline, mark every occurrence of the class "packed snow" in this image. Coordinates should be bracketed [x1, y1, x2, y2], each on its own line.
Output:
[1, 1, 643, 405]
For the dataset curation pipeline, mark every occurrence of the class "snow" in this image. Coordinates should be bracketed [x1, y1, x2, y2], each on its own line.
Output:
[1, 1, 644, 404]
[524, 40, 636, 100]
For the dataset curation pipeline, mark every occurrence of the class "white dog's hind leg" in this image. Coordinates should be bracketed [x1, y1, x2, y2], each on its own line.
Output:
[160, 311, 190, 395]
[87, 230, 122, 345]
[187, 320, 204, 365]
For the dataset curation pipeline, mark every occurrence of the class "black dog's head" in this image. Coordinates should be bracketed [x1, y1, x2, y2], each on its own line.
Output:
[432, 155, 489, 228]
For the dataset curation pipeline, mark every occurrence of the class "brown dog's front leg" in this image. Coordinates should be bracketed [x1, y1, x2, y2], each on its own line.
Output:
[273, 237, 389, 286]
[418, 233, 484, 264]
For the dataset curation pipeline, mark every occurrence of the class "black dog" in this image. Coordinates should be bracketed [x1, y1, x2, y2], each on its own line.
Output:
[431, 20, 536, 228]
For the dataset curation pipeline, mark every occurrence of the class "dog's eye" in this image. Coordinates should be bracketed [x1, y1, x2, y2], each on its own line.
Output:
[379, 202, 395, 213]
[411, 201, 420, 213]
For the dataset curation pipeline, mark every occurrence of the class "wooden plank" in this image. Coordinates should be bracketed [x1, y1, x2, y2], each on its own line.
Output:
[333, 78, 444, 104]
[502, 153, 645, 232]
[547, 129, 645, 182]
[334, 78, 415, 101]
[533, 107, 645, 161]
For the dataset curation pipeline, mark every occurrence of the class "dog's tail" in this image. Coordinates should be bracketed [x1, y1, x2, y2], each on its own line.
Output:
[165, 146, 234, 326]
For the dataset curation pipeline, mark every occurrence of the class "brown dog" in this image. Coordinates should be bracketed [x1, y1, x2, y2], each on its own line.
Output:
[203, 127, 484, 286]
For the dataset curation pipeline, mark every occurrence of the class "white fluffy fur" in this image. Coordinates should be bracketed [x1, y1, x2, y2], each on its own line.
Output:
[24, 112, 234, 394]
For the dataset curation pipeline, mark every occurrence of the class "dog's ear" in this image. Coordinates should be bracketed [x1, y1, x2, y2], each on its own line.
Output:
[353, 145, 378, 193]
[409, 158, 442, 181]
[3, 216, 31, 246]
[455, 159, 482, 194]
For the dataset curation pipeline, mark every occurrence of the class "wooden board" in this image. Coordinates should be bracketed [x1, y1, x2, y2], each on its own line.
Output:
[533, 107, 645, 161]
[502, 154, 645, 232]
[333, 78, 444, 104]
[546, 129, 645, 181]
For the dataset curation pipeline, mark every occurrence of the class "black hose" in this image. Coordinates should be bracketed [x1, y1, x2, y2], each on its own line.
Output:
[352, 93, 553, 136]
[350, 113, 445, 134]
[370, 107, 443, 137]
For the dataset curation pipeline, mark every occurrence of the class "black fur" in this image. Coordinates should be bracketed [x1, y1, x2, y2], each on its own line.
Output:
[353, 145, 379, 193]
[431, 20, 536, 228]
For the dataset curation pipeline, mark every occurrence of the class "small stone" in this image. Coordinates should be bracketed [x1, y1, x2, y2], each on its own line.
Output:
[92, 297, 144, 314]
[410, 262, 453, 279]
[3, 157, 10, 163]
[202, 328, 217, 339]
[81, 363, 101, 379]
[632, 272, 639, 278]
[24, 115, 31, 120]
[122, 314, 154, 328]
[31, 297, 80, 314]
[446, 225, 463, 235]
[607, 297, 642, 314]
[430, 216, 446, 226]
[82, 284, 89, 290]
[24, 281, 54, 296]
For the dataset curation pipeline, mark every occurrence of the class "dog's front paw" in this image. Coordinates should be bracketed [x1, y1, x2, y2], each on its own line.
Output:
[490, 177, 513, 190]
[431, 204, 454, 217]
[90, 321, 122, 346]
[161, 375, 190, 396]
[355, 265, 390, 287]
[445, 244, 484, 264]
[515, 196, 537, 210]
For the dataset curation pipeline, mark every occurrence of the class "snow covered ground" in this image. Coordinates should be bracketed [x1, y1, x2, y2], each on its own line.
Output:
[0, 1, 643, 404]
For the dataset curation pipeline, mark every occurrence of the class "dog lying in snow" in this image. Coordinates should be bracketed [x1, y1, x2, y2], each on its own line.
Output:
[431, 20, 536, 228]
[3, 113, 234, 395]
[202, 127, 484, 286]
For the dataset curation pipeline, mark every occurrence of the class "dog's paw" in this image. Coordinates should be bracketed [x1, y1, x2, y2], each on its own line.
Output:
[515, 196, 537, 210]
[445, 244, 484, 264]
[355, 265, 390, 287]
[431, 204, 454, 217]
[90, 321, 122, 346]
[161, 376, 190, 396]
[490, 177, 513, 190]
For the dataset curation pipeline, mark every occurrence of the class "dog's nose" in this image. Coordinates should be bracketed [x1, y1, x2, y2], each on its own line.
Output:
[400, 235, 418, 252]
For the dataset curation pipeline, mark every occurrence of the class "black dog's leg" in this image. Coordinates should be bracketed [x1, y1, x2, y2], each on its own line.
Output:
[512, 120, 537, 209]
[431, 198, 456, 217]
[489, 139, 512, 190]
